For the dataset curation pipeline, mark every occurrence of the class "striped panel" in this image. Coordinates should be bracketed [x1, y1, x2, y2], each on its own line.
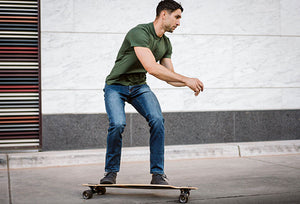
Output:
[0, 0, 40, 150]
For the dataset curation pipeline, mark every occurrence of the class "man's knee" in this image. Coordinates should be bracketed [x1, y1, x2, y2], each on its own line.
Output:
[109, 122, 126, 133]
[148, 114, 164, 126]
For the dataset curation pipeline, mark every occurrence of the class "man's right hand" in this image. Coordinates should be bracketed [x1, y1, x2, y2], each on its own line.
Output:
[184, 78, 204, 96]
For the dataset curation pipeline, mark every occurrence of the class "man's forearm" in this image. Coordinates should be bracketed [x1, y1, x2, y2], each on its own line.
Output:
[148, 63, 188, 85]
[149, 62, 204, 95]
[167, 81, 186, 87]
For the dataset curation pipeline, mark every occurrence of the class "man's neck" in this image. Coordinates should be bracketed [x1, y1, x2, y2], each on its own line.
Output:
[153, 19, 165, 38]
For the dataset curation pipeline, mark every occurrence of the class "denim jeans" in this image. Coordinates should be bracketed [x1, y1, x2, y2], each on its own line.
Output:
[103, 84, 165, 174]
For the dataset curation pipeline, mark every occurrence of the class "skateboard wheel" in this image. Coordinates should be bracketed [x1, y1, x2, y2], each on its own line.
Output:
[82, 190, 93, 199]
[96, 187, 106, 195]
[179, 193, 189, 203]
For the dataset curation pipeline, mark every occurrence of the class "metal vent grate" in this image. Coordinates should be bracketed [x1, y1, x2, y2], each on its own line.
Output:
[0, 0, 41, 150]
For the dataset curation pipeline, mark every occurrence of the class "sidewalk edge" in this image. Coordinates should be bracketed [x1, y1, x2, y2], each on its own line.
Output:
[0, 140, 299, 169]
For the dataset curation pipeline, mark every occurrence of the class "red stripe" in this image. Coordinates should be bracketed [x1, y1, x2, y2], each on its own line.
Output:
[0, 20, 38, 23]
[0, 47, 38, 50]
[0, 132, 39, 136]
[0, 55, 38, 58]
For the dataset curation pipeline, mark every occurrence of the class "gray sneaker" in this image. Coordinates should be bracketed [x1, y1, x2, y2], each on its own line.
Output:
[100, 172, 117, 184]
[151, 174, 169, 185]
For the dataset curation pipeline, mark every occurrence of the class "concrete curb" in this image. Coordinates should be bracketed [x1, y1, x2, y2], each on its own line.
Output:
[238, 140, 300, 157]
[0, 140, 299, 169]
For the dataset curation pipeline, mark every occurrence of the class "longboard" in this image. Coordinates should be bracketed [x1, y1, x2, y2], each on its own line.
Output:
[82, 183, 198, 203]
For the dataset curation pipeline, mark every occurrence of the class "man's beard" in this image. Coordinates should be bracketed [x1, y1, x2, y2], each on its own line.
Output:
[165, 24, 175, 33]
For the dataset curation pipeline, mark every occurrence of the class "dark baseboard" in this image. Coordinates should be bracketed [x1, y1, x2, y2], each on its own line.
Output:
[42, 110, 300, 151]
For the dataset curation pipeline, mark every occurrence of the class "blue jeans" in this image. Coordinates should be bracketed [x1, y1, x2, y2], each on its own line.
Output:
[103, 84, 165, 174]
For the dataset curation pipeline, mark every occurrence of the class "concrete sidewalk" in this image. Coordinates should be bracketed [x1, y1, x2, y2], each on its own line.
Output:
[0, 140, 300, 204]
[1, 154, 300, 204]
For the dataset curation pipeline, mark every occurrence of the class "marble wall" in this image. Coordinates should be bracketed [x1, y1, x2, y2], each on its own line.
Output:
[41, 0, 300, 114]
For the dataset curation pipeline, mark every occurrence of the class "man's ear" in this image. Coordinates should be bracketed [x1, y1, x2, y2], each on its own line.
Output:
[161, 10, 167, 19]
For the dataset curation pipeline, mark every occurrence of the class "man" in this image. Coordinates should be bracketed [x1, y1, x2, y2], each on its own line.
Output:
[100, 0, 204, 185]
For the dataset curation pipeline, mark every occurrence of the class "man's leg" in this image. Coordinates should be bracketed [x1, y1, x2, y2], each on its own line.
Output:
[129, 84, 165, 175]
[103, 85, 127, 177]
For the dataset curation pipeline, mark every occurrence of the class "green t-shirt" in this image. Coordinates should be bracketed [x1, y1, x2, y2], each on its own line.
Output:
[105, 22, 172, 86]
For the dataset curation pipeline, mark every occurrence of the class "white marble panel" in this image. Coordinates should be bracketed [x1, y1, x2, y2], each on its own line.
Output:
[282, 88, 300, 109]
[232, 36, 283, 87]
[150, 34, 300, 89]
[42, 0, 282, 35]
[42, 90, 75, 114]
[42, 87, 299, 114]
[41, 32, 76, 89]
[279, 37, 300, 87]
[40, 0, 300, 114]
[73, 0, 156, 33]
[42, 90, 105, 114]
[71, 33, 123, 89]
[281, 0, 300, 35]
[178, 0, 234, 35]
[73, 90, 104, 113]
[148, 34, 234, 89]
[41, 0, 74, 32]
[42, 89, 142, 114]
[227, 0, 280, 35]
[152, 87, 283, 112]
[168, 34, 234, 88]
[171, 0, 280, 35]
[41, 32, 123, 90]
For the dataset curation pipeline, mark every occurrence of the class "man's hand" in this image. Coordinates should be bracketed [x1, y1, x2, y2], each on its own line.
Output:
[184, 78, 204, 96]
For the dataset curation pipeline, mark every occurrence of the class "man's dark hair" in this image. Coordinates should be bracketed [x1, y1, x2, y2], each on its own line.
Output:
[156, 0, 183, 17]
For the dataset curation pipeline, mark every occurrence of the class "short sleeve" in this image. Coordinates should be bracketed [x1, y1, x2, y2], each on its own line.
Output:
[127, 27, 150, 48]
[163, 38, 172, 59]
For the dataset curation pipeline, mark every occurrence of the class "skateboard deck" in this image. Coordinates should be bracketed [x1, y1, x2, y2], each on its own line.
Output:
[82, 183, 198, 203]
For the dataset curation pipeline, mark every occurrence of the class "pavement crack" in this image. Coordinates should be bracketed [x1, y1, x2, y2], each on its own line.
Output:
[6, 154, 12, 204]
